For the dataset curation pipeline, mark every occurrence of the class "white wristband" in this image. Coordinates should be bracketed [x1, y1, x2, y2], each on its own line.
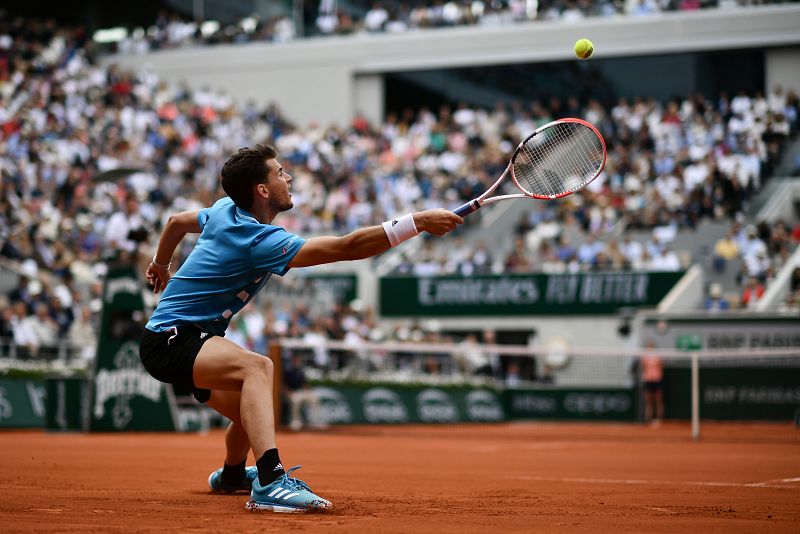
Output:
[382, 213, 419, 247]
[151, 255, 171, 270]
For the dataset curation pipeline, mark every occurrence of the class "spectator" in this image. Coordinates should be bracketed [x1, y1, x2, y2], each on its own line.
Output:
[455, 333, 494, 377]
[284, 354, 327, 431]
[49, 297, 75, 338]
[9, 301, 37, 359]
[68, 306, 97, 361]
[741, 276, 766, 308]
[104, 194, 147, 259]
[649, 245, 682, 271]
[364, 2, 390, 32]
[504, 360, 522, 388]
[23, 303, 59, 359]
[704, 283, 730, 312]
[778, 290, 800, 314]
[712, 228, 740, 273]
[791, 267, 800, 293]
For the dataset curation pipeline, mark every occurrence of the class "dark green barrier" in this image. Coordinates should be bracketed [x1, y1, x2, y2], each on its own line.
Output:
[504, 388, 637, 421]
[90, 267, 177, 431]
[311, 384, 505, 424]
[300, 274, 357, 304]
[663, 365, 800, 420]
[380, 272, 684, 317]
[0, 377, 46, 428]
[46, 377, 90, 431]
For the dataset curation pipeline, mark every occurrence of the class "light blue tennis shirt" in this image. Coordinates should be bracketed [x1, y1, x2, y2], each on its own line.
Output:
[145, 196, 305, 336]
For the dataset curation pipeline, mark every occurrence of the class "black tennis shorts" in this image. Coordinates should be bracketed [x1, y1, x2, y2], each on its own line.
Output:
[644, 381, 663, 393]
[140, 325, 216, 403]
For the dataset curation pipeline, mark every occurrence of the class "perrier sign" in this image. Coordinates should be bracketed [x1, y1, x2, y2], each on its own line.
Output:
[90, 266, 177, 431]
[380, 272, 684, 317]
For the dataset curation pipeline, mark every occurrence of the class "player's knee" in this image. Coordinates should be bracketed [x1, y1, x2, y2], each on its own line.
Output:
[247, 355, 273, 380]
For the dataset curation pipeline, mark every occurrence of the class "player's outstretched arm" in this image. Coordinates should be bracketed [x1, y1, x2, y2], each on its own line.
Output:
[147, 210, 202, 293]
[288, 209, 462, 269]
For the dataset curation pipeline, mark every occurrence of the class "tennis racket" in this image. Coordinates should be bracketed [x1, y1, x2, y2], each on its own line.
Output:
[453, 118, 607, 217]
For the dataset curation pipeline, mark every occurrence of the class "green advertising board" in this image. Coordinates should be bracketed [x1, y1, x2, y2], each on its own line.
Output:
[380, 272, 684, 317]
[663, 365, 800, 420]
[312, 384, 505, 424]
[46, 377, 90, 431]
[89, 266, 177, 431]
[0, 378, 46, 428]
[503, 388, 637, 421]
[301, 274, 358, 304]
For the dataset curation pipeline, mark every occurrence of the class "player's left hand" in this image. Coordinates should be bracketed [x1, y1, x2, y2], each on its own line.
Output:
[146, 262, 170, 294]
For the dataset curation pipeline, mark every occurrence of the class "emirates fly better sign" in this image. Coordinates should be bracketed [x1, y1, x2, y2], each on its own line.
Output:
[379, 272, 684, 317]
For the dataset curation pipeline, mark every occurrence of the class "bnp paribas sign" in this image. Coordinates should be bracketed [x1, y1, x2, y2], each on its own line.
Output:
[379, 272, 684, 317]
[89, 266, 177, 431]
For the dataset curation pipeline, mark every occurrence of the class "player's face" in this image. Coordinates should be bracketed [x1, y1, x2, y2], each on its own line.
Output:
[264, 158, 293, 212]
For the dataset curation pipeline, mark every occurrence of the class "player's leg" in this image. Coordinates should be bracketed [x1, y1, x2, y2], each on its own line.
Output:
[193, 337, 331, 511]
[206, 389, 258, 493]
[192, 336, 277, 460]
[206, 390, 251, 463]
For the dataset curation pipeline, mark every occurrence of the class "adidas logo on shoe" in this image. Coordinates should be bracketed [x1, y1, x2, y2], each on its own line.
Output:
[246, 465, 332, 513]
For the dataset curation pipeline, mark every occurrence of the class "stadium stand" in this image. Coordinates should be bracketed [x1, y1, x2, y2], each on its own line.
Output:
[106, 0, 799, 53]
[0, 11, 798, 378]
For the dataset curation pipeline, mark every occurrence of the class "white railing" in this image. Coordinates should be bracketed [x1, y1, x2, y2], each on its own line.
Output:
[0, 339, 92, 374]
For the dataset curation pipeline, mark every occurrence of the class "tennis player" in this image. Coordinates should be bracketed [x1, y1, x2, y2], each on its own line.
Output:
[139, 144, 462, 512]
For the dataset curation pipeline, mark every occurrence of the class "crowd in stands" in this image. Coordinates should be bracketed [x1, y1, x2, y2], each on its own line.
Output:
[107, 1, 794, 53]
[392, 88, 800, 276]
[1, 14, 799, 364]
[710, 219, 800, 310]
[228, 298, 521, 381]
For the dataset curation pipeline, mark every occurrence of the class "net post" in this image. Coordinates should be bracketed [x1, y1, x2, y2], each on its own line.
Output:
[268, 342, 283, 428]
[691, 351, 700, 442]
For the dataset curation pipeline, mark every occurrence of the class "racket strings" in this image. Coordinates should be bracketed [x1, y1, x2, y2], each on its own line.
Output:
[513, 122, 604, 199]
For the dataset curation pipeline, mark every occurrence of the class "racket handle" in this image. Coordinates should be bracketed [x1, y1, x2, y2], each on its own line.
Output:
[453, 200, 481, 217]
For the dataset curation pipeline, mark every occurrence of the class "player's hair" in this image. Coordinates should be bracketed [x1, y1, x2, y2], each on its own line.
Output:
[220, 144, 277, 210]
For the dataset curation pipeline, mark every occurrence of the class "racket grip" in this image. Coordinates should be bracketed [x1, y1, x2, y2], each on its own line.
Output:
[453, 200, 481, 217]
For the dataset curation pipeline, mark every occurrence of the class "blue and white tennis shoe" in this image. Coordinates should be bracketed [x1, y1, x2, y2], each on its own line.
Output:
[208, 466, 258, 494]
[246, 465, 332, 513]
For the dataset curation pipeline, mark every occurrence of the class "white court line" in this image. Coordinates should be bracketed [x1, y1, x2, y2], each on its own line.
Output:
[509, 475, 800, 489]
[744, 477, 800, 487]
[648, 507, 676, 514]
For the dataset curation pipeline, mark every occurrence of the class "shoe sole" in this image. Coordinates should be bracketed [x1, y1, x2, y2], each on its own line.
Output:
[245, 499, 308, 513]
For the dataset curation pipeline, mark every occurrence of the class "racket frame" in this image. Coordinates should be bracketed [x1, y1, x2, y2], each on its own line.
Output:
[453, 118, 607, 217]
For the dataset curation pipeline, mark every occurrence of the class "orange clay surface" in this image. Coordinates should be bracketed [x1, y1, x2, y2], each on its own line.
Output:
[1, 422, 799, 533]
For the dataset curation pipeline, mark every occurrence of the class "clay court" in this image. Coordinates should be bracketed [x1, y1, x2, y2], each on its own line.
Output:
[1, 422, 799, 533]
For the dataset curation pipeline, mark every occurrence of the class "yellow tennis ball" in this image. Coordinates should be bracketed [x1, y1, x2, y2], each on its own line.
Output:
[574, 38, 594, 59]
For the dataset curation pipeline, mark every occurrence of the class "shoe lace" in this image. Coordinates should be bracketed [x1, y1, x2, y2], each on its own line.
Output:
[282, 465, 313, 492]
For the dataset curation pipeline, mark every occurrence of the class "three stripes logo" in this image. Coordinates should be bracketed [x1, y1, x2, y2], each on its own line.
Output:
[266, 486, 300, 502]
[391, 220, 398, 226]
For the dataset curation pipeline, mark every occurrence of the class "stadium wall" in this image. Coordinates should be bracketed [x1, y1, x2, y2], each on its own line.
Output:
[766, 46, 800, 94]
[107, 5, 800, 127]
